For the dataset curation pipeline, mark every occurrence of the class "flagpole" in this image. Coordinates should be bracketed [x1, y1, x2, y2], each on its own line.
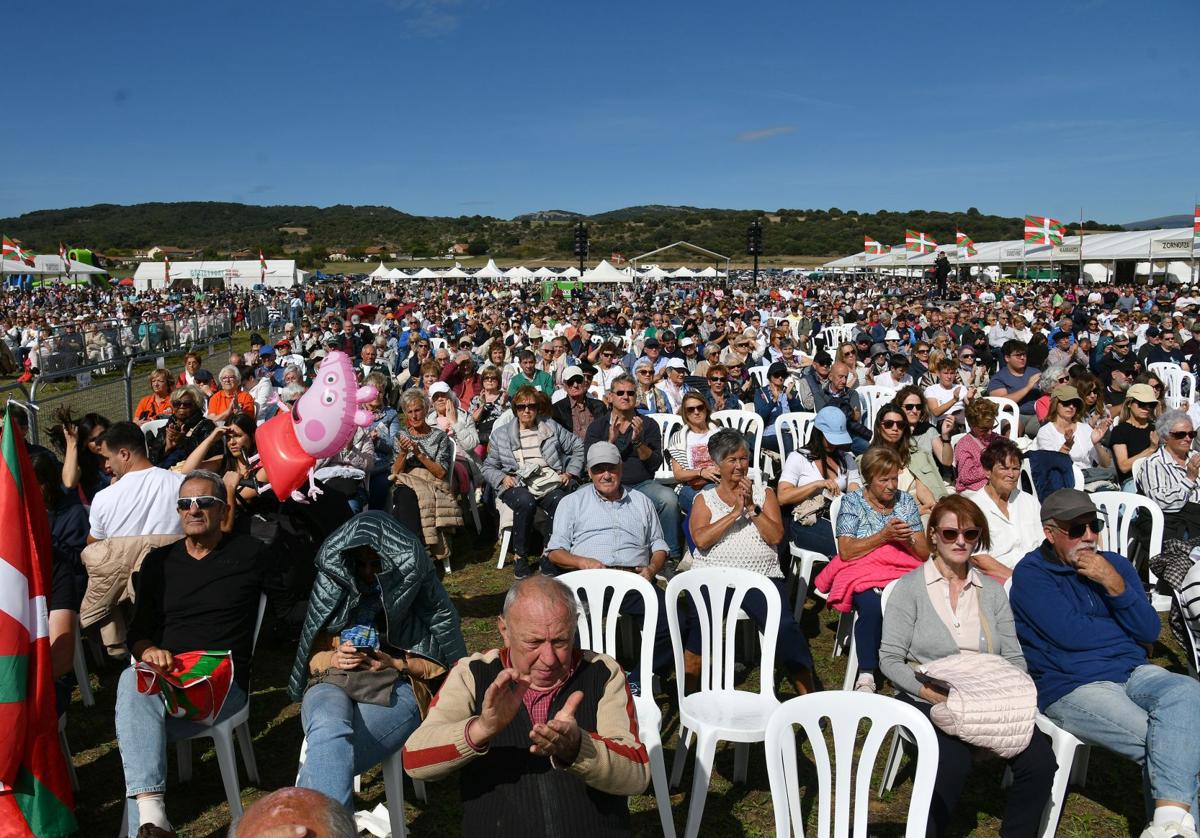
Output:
[1078, 207, 1084, 287]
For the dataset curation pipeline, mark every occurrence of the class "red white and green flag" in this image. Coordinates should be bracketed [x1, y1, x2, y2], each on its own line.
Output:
[57, 244, 68, 271]
[905, 229, 937, 254]
[163, 253, 172, 287]
[2, 237, 35, 267]
[863, 236, 885, 255]
[1193, 203, 1199, 252]
[1024, 215, 1066, 246]
[956, 230, 978, 259]
[259, 250, 267, 283]
[0, 405, 77, 837]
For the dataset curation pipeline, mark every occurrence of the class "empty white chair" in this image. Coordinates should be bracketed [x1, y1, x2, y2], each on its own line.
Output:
[773, 411, 816, 460]
[711, 409, 764, 473]
[648, 412, 685, 484]
[856, 385, 898, 432]
[765, 692, 938, 838]
[1090, 491, 1167, 610]
[666, 567, 781, 838]
[140, 418, 169, 439]
[557, 570, 675, 838]
[748, 365, 770, 388]
[984, 396, 1022, 441]
[427, 336, 448, 352]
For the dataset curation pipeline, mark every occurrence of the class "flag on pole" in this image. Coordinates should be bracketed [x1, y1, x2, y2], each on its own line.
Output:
[956, 230, 978, 259]
[58, 244, 69, 272]
[163, 254, 171, 288]
[1193, 203, 1199, 254]
[2, 237, 35, 267]
[0, 406, 78, 837]
[863, 236, 885, 255]
[905, 230, 937, 254]
[1024, 215, 1066, 246]
[259, 250, 267, 283]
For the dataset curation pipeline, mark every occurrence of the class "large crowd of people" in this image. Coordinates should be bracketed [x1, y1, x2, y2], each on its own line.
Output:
[15, 271, 1200, 838]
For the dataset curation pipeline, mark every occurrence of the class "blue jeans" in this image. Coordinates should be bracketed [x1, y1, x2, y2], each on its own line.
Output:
[630, 479, 681, 558]
[676, 484, 702, 516]
[297, 680, 423, 810]
[1045, 664, 1200, 807]
[852, 588, 884, 671]
[115, 666, 247, 833]
[789, 517, 835, 557]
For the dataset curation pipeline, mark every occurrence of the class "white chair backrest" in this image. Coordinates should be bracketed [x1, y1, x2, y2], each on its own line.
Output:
[748, 365, 770, 388]
[1150, 363, 1195, 401]
[1090, 491, 1164, 560]
[665, 567, 779, 697]
[765, 693, 938, 838]
[877, 578, 902, 616]
[711, 409, 764, 469]
[141, 418, 169, 438]
[648, 412, 684, 446]
[1072, 464, 1085, 490]
[551, 389, 568, 404]
[774, 411, 817, 460]
[428, 336, 448, 352]
[818, 325, 846, 352]
[984, 396, 1021, 441]
[558, 569, 657, 692]
[1131, 456, 1147, 491]
[1020, 459, 1035, 495]
[856, 385, 897, 431]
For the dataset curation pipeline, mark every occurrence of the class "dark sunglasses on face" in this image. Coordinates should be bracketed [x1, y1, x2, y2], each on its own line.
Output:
[171, 400, 195, 408]
[1169, 430, 1198, 440]
[514, 402, 537, 411]
[685, 405, 707, 414]
[880, 419, 905, 430]
[176, 495, 226, 511]
[902, 402, 922, 412]
[709, 376, 726, 382]
[1053, 518, 1104, 539]
[936, 527, 981, 544]
[612, 390, 636, 397]
[1131, 400, 1155, 409]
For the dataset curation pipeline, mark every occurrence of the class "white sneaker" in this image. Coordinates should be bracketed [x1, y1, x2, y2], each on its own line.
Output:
[854, 673, 876, 693]
[1140, 813, 1199, 838]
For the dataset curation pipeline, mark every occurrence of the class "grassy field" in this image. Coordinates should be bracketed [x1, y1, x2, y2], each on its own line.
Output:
[65, 521, 1180, 838]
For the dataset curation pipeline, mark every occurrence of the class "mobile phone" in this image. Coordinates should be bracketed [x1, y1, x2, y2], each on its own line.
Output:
[339, 625, 379, 652]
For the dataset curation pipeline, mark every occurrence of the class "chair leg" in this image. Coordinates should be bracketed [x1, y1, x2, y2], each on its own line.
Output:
[877, 731, 903, 797]
[235, 722, 259, 785]
[467, 488, 482, 533]
[841, 633, 859, 691]
[1042, 739, 1080, 838]
[670, 726, 692, 788]
[176, 741, 193, 783]
[443, 555, 451, 574]
[682, 732, 718, 838]
[381, 751, 408, 838]
[832, 611, 852, 658]
[496, 529, 511, 569]
[646, 736, 677, 838]
[412, 778, 428, 804]
[732, 742, 749, 784]
[1071, 744, 1090, 787]
[74, 631, 95, 708]
[212, 730, 245, 821]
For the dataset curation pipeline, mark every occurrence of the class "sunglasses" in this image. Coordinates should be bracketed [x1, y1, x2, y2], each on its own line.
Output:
[637, 369, 653, 375]
[708, 376, 726, 382]
[612, 390, 636, 397]
[1169, 430, 1198, 440]
[685, 405, 707, 414]
[901, 402, 922, 412]
[514, 403, 538, 411]
[1130, 400, 1156, 409]
[880, 419, 905, 430]
[936, 527, 981, 544]
[176, 495, 226, 511]
[602, 352, 614, 357]
[171, 400, 196, 408]
[1051, 518, 1104, 539]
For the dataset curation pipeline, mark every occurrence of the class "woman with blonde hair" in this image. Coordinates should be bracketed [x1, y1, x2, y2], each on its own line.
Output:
[667, 392, 721, 515]
[389, 388, 462, 566]
[1035, 384, 1115, 482]
[953, 398, 1001, 493]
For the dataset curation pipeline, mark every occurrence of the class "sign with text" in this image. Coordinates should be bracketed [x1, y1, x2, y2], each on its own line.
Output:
[1150, 237, 1193, 258]
[1051, 243, 1081, 259]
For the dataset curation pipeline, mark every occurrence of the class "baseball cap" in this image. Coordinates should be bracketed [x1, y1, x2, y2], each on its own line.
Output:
[814, 406, 852, 446]
[855, 332, 872, 344]
[884, 329, 901, 341]
[1146, 326, 1161, 337]
[258, 345, 276, 357]
[429, 381, 452, 398]
[1125, 383, 1157, 403]
[194, 369, 215, 384]
[643, 337, 660, 348]
[665, 358, 687, 371]
[1051, 384, 1080, 402]
[563, 365, 585, 382]
[586, 442, 622, 470]
[767, 361, 789, 378]
[1039, 488, 1097, 523]
[680, 337, 695, 348]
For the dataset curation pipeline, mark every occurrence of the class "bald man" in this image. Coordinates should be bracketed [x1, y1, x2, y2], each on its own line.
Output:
[229, 787, 355, 838]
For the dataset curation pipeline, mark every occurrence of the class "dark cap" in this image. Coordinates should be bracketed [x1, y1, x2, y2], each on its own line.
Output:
[855, 332, 872, 344]
[249, 332, 265, 347]
[1146, 326, 1161, 337]
[193, 368, 215, 383]
[643, 337, 660, 348]
[767, 361, 789, 378]
[1039, 488, 1097, 523]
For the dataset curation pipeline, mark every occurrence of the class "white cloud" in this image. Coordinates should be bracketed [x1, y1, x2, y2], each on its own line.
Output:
[737, 125, 796, 143]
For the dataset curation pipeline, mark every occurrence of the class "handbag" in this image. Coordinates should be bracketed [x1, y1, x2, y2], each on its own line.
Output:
[399, 650, 449, 719]
[792, 492, 829, 527]
[313, 667, 399, 706]
[134, 650, 234, 724]
[516, 445, 560, 499]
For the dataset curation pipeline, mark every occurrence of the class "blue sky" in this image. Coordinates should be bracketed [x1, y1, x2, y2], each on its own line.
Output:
[4, 0, 1197, 223]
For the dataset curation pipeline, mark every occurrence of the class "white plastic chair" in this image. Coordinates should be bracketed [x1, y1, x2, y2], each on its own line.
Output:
[296, 739, 427, 838]
[711, 409, 764, 473]
[140, 418, 169, 439]
[666, 567, 781, 838]
[1172, 589, 1200, 678]
[1090, 491, 1167, 610]
[557, 570, 675, 838]
[119, 594, 268, 836]
[427, 336, 448, 352]
[984, 396, 1022, 441]
[748, 365, 770, 388]
[773, 411, 816, 460]
[765, 692, 938, 838]
[648, 412, 685, 484]
[855, 385, 897, 432]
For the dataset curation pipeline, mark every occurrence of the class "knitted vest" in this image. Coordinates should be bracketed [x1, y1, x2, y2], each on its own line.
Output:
[460, 656, 633, 838]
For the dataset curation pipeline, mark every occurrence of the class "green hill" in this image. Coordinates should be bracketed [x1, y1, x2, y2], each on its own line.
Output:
[0, 202, 1123, 268]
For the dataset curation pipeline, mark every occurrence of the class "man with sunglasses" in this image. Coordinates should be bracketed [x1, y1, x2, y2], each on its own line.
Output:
[116, 469, 268, 838]
[1012, 489, 1200, 838]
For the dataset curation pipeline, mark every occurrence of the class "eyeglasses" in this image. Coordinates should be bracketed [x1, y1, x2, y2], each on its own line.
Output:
[880, 419, 905, 430]
[916, 348, 930, 354]
[936, 527, 981, 544]
[601, 352, 614, 357]
[176, 496, 226, 511]
[708, 376, 726, 382]
[637, 369, 653, 376]
[901, 402, 922, 412]
[1130, 400, 1155, 409]
[1169, 430, 1198, 440]
[1050, 519, 1104, 539]
[685, 405, 707, 414]
[960, 354, 974, 360]
[171, 400, 195, 408]
[612, 389, 636, 397]
[514, 403, 538, 412]
[566, 377, 584, 386]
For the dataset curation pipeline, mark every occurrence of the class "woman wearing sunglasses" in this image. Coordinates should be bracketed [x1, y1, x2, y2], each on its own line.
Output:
[667, 393, 720, 515]
[962, 438, 1042, 579]
[870, 404, 944, 516]
[879, 494, 1056, 838]
[1035, 384, 1115, 485]
[1140, 409, 1200, 541]
[894, 384, 955, 477]
[1109, 383, 1160, 490]
[704, 363, 741, 411]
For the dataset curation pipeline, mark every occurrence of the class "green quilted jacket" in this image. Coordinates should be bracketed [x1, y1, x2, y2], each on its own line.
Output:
[287, 511, 467, 702]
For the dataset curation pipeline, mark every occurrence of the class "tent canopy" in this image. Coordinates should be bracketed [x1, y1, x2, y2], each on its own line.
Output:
[580, 259, 632, 283]
[473, 259, 504, 279]
[131, 259, 300, 290]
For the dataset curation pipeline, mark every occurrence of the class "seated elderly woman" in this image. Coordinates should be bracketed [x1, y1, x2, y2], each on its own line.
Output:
[428, 381, 481, 493]
[134, 368, 174, 424]
[961, 438, 1042, 579]
[824, 446, 932, 693]
[687, 428, 815, 694]
[952, 397, 1002, 493]
[1035, 384, 1115, 484]
[1140, 408, 1200, 542]
[206, 365, 257, 422]
[160, 385, 216, 468]
[879, 495, 1055, 838]
[481, 385, 584, 579]
[390, 388, 463, 566]
[868, 402, 944, 516]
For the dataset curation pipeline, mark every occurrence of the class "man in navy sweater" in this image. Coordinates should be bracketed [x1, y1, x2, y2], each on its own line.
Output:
[1011, 489, 1200, 838]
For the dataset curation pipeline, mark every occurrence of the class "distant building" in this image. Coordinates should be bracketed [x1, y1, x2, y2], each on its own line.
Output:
[450, 243, 469, 255]
[277, 226, 309, 235]
[145, 245, 202, 260]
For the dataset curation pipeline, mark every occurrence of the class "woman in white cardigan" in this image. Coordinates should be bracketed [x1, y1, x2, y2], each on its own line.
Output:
[879, 494, 1055, 838]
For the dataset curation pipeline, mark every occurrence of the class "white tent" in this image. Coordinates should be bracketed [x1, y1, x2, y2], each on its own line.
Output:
[413, 267, 439, 279]
[560, 266, 581, 278]
[1, 258, 56, 275]
[131, 259, 301, 291]
[641, 265, 668, 280]
[369, 261, 391, 280]
[581, 259, 632, 284]
[474, 259, 504, 279]
[387, 268, 409, 280]
[695, 266, 719, 278]
[532, 266, 557, 278]
[33, 255, 109, 276]
[669, 266, 695, 278]
[443, 266, 469, 279]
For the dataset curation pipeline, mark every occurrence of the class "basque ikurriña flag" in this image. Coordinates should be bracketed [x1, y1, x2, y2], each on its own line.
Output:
[0, 405, 77, 837]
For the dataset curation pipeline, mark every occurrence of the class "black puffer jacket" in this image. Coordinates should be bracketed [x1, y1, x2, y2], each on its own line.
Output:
[287, 511, 467, 701]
